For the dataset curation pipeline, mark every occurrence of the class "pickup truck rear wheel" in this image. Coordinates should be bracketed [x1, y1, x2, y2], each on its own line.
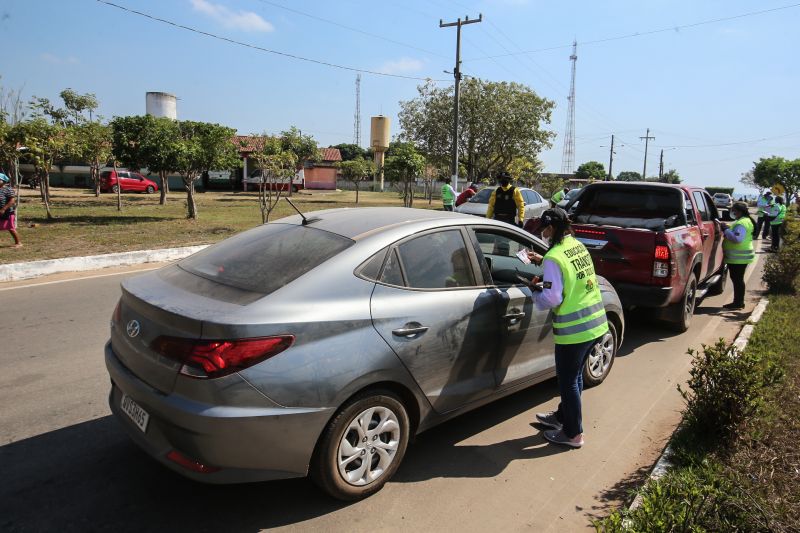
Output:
[668, 274, 697, 332]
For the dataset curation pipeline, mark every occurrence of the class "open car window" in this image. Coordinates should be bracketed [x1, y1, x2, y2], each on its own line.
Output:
[469, 228, 546, 286]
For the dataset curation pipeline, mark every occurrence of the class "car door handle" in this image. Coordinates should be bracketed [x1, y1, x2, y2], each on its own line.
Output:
[503, 311, 526, 323]
[392, 325, 429, 338]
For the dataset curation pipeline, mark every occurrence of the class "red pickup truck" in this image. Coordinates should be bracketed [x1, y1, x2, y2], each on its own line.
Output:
[531, 182, 727, 331]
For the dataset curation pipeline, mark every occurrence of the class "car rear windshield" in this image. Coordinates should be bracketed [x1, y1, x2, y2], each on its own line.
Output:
[575, 186, 682, 218]
[178, 223, 354, 295]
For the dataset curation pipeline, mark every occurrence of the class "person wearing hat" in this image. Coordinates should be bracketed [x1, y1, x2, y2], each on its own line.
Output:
[550, 187, 569, 208]
[721, 201, 756, 310]
[754, 190, 774, 240]
[0, 173, 21, 248]
[486, 171, 525, 226]
[455, 183, 479, 207]
[525, 207, 607, 448]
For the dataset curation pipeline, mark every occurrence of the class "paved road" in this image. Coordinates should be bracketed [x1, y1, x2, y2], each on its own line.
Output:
[0, 251, 769, 532]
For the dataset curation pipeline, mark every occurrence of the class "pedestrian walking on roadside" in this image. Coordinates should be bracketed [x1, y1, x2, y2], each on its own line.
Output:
[455, 183, 478, 207]
[550, 187, 568, 208]
[754, 191, 774, 240]
[525, 208, 608, 448]
[769, 196, 787, 252]
[0, 173, 21, 248]
[441, 182, 456, 212]
[486, 171, 525, 226]
[721, 201, 755, 310]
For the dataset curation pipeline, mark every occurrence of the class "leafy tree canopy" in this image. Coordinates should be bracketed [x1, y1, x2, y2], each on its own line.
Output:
[398, 79, 555, 181]
[616, 171, 642, 182]
[575, 161, 606, 181]
[333, 143, 367, 161]
[280, 126, 319, 165]
[659, 169, 682, 184]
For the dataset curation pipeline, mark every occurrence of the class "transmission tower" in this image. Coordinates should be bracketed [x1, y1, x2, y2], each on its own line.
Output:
[560, 40, 578, 174]
[353, 74, 361, 146]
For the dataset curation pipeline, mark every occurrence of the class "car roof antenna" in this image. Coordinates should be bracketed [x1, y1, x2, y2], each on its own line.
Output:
[285, 197, 311, 225]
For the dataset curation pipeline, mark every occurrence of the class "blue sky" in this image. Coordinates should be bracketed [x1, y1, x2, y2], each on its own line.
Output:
[1, 0, 799, 191]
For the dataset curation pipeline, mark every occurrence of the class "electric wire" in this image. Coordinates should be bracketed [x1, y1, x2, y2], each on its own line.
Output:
[94, 0, 448, 81]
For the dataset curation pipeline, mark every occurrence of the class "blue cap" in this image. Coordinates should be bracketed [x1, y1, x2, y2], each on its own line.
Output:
[0, 173, 9, 183]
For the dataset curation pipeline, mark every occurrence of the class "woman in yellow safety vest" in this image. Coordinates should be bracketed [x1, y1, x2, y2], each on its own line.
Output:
[721, 201, 756, 310]
[769, 196, 787, 252]
[526, 207, 607, 448]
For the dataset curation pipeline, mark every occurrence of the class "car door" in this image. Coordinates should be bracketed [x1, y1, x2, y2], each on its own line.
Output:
[692, 190, 721, 280]
[468, 226, 555, 388]
[131, 173, 146, 192]
[117, 171, 133, 191]
[370, 227, 502, 414]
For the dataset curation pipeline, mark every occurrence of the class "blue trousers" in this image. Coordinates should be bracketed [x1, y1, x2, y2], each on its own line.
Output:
[554, 338, 598, 438]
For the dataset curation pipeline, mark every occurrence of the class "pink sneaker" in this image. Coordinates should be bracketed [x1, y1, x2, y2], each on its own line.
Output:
[543, 429, 584, 448]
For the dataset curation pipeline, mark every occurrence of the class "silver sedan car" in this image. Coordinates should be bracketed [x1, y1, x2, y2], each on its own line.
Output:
[456, 186, 550, 223]
[106, 207, 624, 500]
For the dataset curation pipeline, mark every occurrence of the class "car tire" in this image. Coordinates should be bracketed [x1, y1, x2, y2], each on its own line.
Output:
[311, 390, 410, 501]
[707, 264, 728, 296]
[111, 185, 119, 193]
[582, 317, 617, 387]
[146, 185, 155, 194]
[667, 274, 697, 332]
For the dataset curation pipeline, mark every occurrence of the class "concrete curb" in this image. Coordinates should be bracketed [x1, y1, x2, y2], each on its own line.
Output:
[0, 245, 209, 282]
[627, 296, 770, 512]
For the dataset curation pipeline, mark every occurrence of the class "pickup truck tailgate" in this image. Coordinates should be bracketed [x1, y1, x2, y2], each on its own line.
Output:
[572, 225, 659, 286]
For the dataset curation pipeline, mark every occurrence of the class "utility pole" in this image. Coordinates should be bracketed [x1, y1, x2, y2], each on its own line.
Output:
[640, 128, 655, 180]
[353, 74, 361, 146]
[659, 149, 664, 181]
[607, 134, 615, 181]
[561, 41, 578, 174]
[440, 13, 482, 191]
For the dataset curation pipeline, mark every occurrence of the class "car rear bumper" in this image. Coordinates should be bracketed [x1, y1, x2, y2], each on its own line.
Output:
[612, 282, 674, 308]
[105, 342, 334, 484]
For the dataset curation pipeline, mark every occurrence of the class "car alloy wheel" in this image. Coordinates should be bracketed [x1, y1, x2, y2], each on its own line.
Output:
[111, 185, 119, 193]
[337, 406, 400, 486]
[146, 185, 155, 194]
[311, 390, 410, 500]
[583, 318, 617, 387]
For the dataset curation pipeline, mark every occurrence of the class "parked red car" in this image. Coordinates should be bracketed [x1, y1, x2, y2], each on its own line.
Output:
[100, 170, 159, 194]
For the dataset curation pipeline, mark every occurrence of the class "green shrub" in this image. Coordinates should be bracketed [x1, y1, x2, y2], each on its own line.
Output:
[678, 340, 782, 450]
[595, 461, 767, 532]
[763, 218, 800, 293]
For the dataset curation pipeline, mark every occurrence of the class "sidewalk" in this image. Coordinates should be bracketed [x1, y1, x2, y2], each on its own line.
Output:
[0, 245, 207, 283]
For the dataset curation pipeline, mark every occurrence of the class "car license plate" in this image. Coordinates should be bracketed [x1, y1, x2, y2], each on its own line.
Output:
[121, 394, 149, 433]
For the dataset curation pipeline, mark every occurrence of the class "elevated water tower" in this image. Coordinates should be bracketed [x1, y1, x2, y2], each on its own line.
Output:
[146, 92, 177, 119]
[370, 115, 390, 192]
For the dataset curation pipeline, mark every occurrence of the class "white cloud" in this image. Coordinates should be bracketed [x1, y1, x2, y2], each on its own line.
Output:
[190, 0, 274, 32]
[41, 53, 79, 65]
[377, 57, 425, 75]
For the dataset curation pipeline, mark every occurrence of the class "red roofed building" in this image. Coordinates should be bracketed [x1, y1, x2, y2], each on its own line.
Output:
[231, 136, 341, 191]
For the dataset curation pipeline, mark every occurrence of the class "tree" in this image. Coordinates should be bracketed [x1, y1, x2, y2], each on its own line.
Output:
[143, 117, 182, 205]
[751, 156, 800, 204]
[336, 157, 375, 203]
[508, 156, 543, 188]
[384, 142, 425, 208]
[616, 171, 642, 182]
[740, 170, 758, 191]
[174, 121, 240, 219]
[59, 89, 98, 124]
[659, 169, 682, 184]
[110, 115, 151, 172]
[251, 135, 297, 223]
[575, 161, 606, 182]
[399, 79, 555, 181]
[70, 121, 112, 196]
[279, 126, 319, 197]
[11, 118, 64, 219]
[333, 143, 367, 162]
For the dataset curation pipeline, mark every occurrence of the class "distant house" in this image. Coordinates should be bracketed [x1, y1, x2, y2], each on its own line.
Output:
[232, 136, 341, 190]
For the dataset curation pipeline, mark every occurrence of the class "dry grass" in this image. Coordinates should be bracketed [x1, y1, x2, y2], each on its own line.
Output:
[0, 187, 438, 264]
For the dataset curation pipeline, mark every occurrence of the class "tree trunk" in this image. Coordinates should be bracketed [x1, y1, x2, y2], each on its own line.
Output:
[355, 183, 359, 204]
[114, 161, 122, 211]
[42, 170, 53, 220]
[186, 177, 198, 219]
[93, 165, 101, 197]
[159, 171, 167, 205]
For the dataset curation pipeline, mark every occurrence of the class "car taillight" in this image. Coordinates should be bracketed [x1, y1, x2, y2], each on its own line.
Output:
[653, 244, 671, 278]
[151, 335, 295, 379]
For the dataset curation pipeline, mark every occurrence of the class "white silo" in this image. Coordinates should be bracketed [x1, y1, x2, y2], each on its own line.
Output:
[145, 92, 177, 119]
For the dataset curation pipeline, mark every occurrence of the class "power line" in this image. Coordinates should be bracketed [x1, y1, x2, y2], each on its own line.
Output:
[95, 0, 447, 82]
[253, 0, 448, 59]
[465, 2, 800, 61]
[653, 130, 800, 149]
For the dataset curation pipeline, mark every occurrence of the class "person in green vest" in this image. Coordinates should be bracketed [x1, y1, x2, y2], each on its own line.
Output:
[550, 187, 568, 207]
[769, 196, 787, 252]
[754, 190, 774, 239]
[525, 207, 608, 448]
[721, 201, 756, 310]
[441, 182, 456, 211]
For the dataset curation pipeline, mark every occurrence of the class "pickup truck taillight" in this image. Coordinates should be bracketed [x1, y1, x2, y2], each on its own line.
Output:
[653, 244, 670, 278]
